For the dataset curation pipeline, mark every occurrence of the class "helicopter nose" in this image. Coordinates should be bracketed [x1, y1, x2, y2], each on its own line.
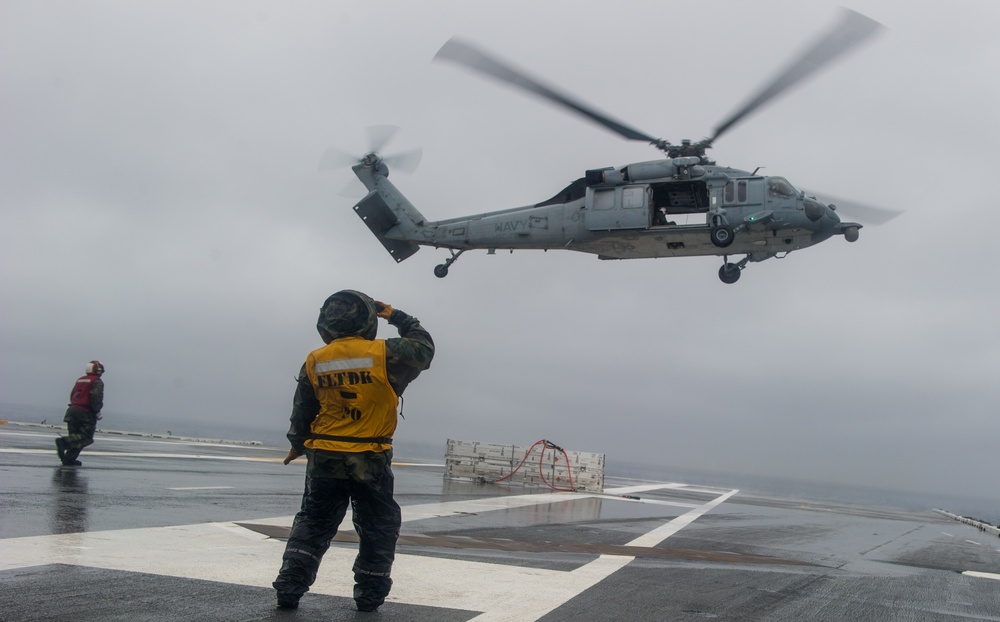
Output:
[803, 198, 827, 222]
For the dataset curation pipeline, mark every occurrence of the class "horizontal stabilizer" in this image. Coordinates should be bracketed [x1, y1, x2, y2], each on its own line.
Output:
[354, 191, 420, 263]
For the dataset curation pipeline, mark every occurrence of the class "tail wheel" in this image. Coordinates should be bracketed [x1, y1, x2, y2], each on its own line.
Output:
[434, 249, 465, 278]
[719, 263, 741, 284]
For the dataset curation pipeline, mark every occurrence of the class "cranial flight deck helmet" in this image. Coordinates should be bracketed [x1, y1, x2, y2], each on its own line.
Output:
[316, 290, 378, 344]
[86, 360, 105, 375]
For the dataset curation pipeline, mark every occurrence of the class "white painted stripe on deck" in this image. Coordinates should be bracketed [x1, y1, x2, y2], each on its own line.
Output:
[592, 494, 700, 509]
[0, 448, 283, 462]
[0, 431, 273, 450]
[606, 482, 732, 496]
[400, 491, 591, 522]
[168, 486, 235, 491]
[963, 571, 1000, 581]
[626, 488, 739, 548]
[0, 447, 446, 470]
[397, 490, 710, 522]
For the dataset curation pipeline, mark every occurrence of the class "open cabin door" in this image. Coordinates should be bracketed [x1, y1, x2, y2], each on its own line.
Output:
[585, 185, 651, 231]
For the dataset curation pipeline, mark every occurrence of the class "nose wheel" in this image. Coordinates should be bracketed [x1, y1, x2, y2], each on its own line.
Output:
[434, 249, 465, 278]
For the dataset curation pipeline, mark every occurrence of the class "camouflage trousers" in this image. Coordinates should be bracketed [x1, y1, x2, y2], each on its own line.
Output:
[273, 450, 401, 610]
[62, 407, 96, 462]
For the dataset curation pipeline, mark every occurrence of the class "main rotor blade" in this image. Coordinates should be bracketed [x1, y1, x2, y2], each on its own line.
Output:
[709, 8, 884, 143]
[435, 37, 659, 144]
[803, 189, 901, 225]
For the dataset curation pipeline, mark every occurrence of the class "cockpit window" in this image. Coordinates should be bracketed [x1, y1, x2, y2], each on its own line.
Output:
[767, 178, 798, 198]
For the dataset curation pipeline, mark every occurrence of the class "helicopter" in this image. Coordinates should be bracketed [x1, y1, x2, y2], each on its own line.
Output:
[339, 8, 897, 284]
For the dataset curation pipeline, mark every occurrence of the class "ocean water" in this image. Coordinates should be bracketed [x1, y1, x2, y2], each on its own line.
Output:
[4, 401, 996, 527]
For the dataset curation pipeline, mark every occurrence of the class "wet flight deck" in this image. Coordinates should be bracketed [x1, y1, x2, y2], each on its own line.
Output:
[2, 422, 998, 621]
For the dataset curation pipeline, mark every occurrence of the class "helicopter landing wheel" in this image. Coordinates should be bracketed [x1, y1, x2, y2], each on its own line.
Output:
[719, 262, 741, 284]
[434, 249, 465, 278]
[710, 225, 735, 248]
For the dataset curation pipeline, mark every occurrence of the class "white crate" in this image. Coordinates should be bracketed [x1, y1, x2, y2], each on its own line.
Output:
[444, 439, 605, 492]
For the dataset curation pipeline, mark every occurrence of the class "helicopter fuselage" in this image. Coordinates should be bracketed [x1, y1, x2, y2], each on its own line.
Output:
[352, 155, 860, 282]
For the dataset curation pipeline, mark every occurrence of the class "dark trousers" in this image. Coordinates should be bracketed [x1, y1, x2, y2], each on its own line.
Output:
[273, 458, 401, 608]
[63, 409, 96, 462]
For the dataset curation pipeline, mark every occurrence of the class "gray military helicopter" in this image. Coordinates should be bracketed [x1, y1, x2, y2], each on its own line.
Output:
[341, 8, 897, 284]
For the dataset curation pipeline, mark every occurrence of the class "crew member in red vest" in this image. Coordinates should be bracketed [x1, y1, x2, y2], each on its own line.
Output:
[273, 290, 434, 612]
[56, 360, 105, 466]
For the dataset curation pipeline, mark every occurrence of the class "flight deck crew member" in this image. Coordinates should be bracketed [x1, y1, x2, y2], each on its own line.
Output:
[273, 290, 434, 612]
[56, 360, 105, 466]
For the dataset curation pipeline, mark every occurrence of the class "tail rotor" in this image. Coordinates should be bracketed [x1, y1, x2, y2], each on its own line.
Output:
[318, 125, 423, 174]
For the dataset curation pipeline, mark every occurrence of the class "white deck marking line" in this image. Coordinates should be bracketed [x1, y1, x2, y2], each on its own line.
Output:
[626, 488, 739, 548]
[168, 486, 235, 491]
[592, 495, 701, 509]
[0, 483, 738, 622]
[0, 448, 443, 468]
[394, 485, 723, 524]
[606, 482, 731, 496]
[399, 491, 591, 522]
[963, 571, 1000, 581]
[964, 540, 981, 545]
[0, 431, 276, 450]
[0, 449, 283, 462]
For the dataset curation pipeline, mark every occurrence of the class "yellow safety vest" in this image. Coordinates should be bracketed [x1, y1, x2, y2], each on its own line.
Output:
[303, 337, 398, 453]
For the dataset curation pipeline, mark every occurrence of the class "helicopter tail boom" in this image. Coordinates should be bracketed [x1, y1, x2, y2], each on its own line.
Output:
[351, 157, 427, 263]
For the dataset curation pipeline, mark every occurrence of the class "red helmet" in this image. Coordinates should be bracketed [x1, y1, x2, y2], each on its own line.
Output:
[86, 360, 105, 375]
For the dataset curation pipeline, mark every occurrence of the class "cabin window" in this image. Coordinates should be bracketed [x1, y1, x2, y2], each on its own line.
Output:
[622, 186, 646, 209]
[724, 180, 748, 205]
[593, 188, 615, 210]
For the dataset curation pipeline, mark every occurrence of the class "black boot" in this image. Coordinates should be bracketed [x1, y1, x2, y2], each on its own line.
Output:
[55, 437, 66, 461]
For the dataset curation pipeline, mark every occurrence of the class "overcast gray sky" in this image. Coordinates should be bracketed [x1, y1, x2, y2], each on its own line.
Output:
[2, 0, 998, 498]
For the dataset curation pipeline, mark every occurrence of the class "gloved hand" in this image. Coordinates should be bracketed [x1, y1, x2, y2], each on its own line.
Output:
[374, 300, 395, 319]
[283, 448, 302, 465]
